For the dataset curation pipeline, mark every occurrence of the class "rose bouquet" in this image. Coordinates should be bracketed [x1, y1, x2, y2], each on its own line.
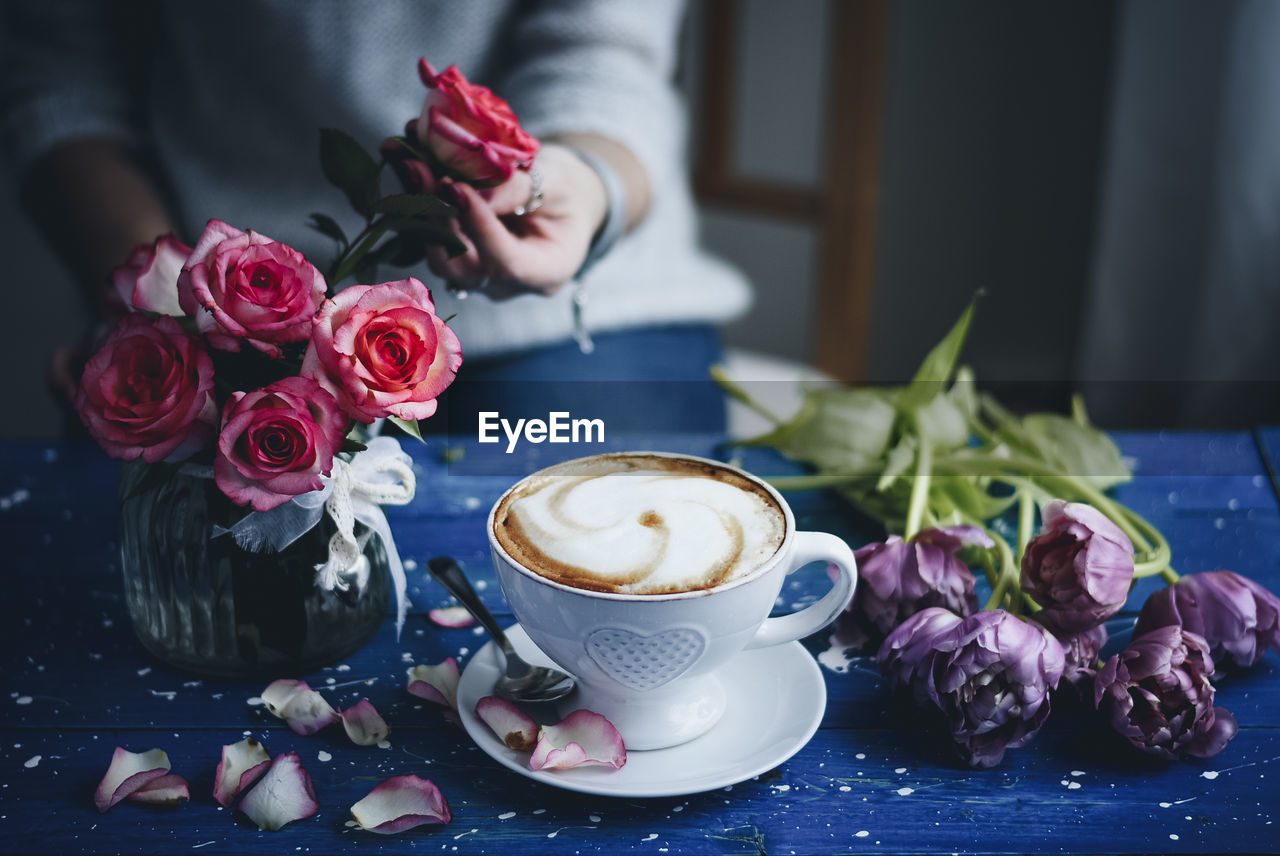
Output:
[717, 296, 1279, 768]
[77, 55, 544, 503]
[83, 222, 461, 510]
[74, 59, 540, 669]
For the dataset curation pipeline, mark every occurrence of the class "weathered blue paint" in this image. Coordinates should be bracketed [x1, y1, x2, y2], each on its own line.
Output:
[2, 431, 1276, 855]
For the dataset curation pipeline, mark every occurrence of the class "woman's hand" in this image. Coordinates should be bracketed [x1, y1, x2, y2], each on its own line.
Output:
[426, 143, 608, 300]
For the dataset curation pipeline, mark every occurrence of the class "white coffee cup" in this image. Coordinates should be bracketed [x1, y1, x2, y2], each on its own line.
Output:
[488, 452, 858, 750]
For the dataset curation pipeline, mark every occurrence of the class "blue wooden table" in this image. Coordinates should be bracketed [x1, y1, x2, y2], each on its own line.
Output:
[2, 431, 1278, 855]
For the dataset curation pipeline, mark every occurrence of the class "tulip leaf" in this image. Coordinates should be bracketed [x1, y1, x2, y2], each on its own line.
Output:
[1019, 413, 1131, 489]
[933, 475, 1018, 521]
[876, 435, 917, 492]
[949, 365, 981, 426]
[742, 387, 897, 476]
[914, 391, 970, 451]
[320, 128, 381, 218]
[899, 293, 981, 412]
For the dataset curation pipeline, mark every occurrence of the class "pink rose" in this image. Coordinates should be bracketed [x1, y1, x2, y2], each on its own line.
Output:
[302, 278, 461, 423]
[178, 220, 327, 357]
[214, 376, 348, 512]
[110, 234, 192, 316]
[415, 59, 540, 188]
[75, 314, 216, 462]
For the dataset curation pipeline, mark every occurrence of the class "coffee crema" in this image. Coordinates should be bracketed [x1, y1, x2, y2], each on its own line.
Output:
[492, 454, 786, 595]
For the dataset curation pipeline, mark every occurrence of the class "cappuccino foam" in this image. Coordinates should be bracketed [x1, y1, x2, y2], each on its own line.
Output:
[493, 455, 786, 595]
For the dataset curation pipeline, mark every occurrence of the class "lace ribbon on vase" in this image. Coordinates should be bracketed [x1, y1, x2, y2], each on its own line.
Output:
[205, 436, 416, 635]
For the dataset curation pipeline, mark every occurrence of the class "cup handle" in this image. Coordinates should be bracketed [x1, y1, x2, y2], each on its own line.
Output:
[745, 531, 858, 650]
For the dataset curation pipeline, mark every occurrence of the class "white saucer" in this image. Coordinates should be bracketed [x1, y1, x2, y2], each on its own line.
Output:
[456, 624, 826, 798]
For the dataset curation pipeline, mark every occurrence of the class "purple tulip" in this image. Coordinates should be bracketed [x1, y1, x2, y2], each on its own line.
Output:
[1058, 624, 1109, 687]
[1021, 501, 1134, 634]
[879, 607, 1065, 768]
[1135, 571, 1280, 671]
[1094, 625, 1237, 760]
[834, 526, 990, 650]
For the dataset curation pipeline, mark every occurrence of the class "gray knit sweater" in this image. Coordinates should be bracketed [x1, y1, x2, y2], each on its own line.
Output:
[1, 0, 750, 358]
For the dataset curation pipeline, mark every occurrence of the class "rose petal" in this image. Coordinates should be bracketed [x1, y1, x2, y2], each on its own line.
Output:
[428, 606, 476, 629]
[237, 752, 319, 832]
[261, 679, 340, 735]
[529, 710, 627, 772]
[475, 696, 538, 752]
[213, 737, 272, 808]
[406, 659, 459, 711]
[349, 774, 452, 834]
[94, 747, 171, 813]
[341, 699, 391, 746]
[125, 774, 190, 806]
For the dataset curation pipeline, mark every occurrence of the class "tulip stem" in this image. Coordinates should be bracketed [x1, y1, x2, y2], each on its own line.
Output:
[977, 524, 1021, 614]
[992, 475, 1055, 507]
[935, 452, 1171, 561]
[904, 428, 933, 540]
[1015, 490, 1035, 567]
[1132, 547, 1174, 579]
[985, 567, 1013, 611]
[1158, 566, 1181, 585]
[977, 537, 1000, 589]
[766, 471, 880, 491]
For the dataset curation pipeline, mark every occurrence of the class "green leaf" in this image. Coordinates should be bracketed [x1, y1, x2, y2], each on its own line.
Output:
[369, 233, 428, 268]
[306, 212, 349, 250]
[375, 193, 454, 217]
[933, 476, 1017, 521]
[340, 437, 369, 455]
[330, 230, 385, 286]
[320, 128, 381, 218]
[388, 415, 424, 443]
[977, 392, 1042, 459]
[377, 217, 467, 257]
[876, 435, 917, 492]
[899, 291, 982, 411]
[351, 256, 379, 285]
[384, 133, 429, 161]
[950, 365, 981, 425]
[1019, 412, 1132, 489]
[913, 391, 969, 451]
[711, 366, 784, 427]
[743, 387, 898, 475]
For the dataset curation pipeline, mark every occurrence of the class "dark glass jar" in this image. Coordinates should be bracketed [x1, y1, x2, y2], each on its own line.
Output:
[117, 461, 390, 678]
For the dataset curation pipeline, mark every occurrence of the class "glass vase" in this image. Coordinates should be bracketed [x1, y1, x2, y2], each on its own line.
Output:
[117, 461, 390, 679]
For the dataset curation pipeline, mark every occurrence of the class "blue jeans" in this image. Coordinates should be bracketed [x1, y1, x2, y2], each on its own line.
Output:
[430, 324, 726, 436]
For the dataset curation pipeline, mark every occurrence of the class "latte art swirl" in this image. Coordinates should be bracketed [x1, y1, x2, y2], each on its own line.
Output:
[494, 458, 786, 595]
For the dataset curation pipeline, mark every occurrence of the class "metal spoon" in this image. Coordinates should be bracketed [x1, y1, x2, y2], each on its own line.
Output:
[426, 557, 576, 704]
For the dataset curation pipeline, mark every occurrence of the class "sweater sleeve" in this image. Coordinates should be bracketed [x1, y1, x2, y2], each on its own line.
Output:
[492, 0, 689, 190]
[0, 0, 150, 179]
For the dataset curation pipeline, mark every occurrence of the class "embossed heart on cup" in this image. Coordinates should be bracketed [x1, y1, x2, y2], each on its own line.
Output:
[585, 627, 708, 691]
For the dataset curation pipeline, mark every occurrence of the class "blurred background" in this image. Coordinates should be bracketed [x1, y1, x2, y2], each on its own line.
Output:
[2, 0, 1277, 437]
